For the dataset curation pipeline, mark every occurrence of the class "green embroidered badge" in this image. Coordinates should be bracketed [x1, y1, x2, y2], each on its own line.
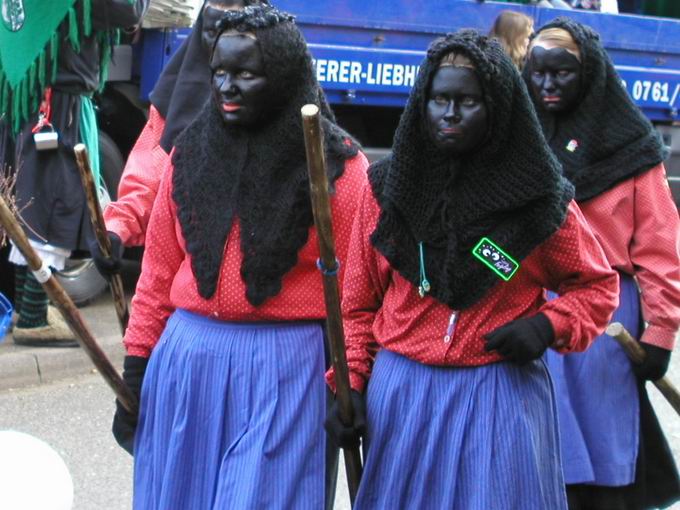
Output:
[472, 238, 519, 282]
[2, 0, 25, 32]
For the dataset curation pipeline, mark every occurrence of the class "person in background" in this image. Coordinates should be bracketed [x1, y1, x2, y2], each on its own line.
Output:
[525, 17, 680, 510]
[571, 0, 602, 9]
[324, 29, 618, 510]
[489, 10, 534, 69]
[571, 0, 620, 12]
[113, 6, 368, 508]
[1, 0, 147, 345]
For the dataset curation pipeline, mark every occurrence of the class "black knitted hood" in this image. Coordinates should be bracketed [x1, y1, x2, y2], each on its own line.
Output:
[171, 5, 358, 305]
[370, 30, 573, 310]
[149, 3, 209, 153]
[525, 17, 667, 202]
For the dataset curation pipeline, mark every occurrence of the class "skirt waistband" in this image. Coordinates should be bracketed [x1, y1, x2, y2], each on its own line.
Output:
[172, 308, 323, 333]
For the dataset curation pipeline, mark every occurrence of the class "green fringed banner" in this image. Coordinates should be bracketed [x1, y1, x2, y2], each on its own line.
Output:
[0, 0, 103, 133]
[0, 0, 77, 88]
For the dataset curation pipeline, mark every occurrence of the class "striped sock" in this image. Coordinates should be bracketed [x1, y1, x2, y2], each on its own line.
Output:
[13, 265, 26, 316]
[16, 271, 48, 328]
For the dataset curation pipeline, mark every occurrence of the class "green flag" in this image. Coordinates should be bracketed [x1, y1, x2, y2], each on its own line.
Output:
[0, 0, 102, 133]
[0, 0, 77, 88]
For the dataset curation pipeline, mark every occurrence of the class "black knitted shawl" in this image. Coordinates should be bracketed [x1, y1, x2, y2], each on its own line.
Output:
[526, 17, 667, 203]
[370, 30, 573, 310]
[171, 5, 358, 305]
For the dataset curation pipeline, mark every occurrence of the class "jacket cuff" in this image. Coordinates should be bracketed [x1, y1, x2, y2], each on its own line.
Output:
[541, 309, 573, 352]
[325, 369, 367, 394]
[640, 324, 676, 351]
[103, 215, 134, 247]
[124, 345, 152, 358]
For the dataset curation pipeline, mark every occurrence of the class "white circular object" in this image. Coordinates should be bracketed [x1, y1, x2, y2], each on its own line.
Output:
[31, 261, 52, 284]
[0, 430, 74, 510]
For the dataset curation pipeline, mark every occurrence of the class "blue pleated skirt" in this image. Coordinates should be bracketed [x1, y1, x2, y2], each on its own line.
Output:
[132, 309, 326, 510]
[545, 274, 640, 486]
[355, 350, 567, 510]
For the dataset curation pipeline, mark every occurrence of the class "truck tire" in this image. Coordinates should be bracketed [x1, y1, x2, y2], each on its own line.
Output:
[99, 131, 125, 201]
[54, 132, 123, 306]
[54, 259, 108, 307]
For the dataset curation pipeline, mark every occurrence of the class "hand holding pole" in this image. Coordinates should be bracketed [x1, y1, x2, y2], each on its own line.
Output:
[606, 322, 680, 417]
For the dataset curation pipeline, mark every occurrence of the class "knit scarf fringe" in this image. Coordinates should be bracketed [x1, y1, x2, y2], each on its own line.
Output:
[0, 0, 123, 134]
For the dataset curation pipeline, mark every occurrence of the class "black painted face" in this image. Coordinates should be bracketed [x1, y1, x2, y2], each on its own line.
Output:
[201, 1, 245, 54]
[211, 35, 269, 127]
[528, 46, 582, 113]
[426, 66, 488, 155]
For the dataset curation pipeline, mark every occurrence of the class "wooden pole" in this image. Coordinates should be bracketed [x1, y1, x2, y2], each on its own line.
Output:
[301, 104, 363, 506]
[73, 144, 129, 335]
[606, 322, 680, 417]
[0, 195, 138, 414]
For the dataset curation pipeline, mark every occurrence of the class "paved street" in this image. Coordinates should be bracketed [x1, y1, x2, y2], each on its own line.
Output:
[0, 374, 133, 509]
[0, 373, 353, 510]
[0, 370, 677, 510]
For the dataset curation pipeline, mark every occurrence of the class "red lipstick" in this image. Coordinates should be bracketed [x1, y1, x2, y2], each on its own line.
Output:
[222, 103, 241, 112]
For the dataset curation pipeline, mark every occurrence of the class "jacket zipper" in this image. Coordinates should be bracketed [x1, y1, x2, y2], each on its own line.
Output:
[444, 311, 458, 343]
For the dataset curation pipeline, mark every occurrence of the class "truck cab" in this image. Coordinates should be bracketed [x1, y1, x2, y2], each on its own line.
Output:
[107, 1, 680, 194]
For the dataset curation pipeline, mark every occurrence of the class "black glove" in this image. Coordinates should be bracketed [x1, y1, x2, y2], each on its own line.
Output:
[633, 343, 671, 381]
[324, 390, 367, 449]
[112, 355, 149, 455]
[89, 231, 124, 280]
[484, 313, 555, 365]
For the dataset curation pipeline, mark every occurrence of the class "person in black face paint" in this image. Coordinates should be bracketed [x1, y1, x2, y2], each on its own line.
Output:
[99, 0, 268, 255]
[105, 5, 344, 507]
[210, 31, 270, 127]
[426, 64, 488, 154]
[525, 18, 680, 510]
[324, 29, 619, 510]
[527, 46, 581, 113]
[114, 6, 368, 509]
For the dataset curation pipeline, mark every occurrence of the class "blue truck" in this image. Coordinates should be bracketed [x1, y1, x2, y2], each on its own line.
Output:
[102, 0, 680, 193]
[62, 0, 680, 302]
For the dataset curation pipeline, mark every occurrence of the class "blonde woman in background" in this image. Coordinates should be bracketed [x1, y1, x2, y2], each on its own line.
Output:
[490, 10, 534, 69]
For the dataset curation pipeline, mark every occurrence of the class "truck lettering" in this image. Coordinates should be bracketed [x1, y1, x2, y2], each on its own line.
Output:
[315, 59, 327, 82]
[338, 60, 351, 83]
[629, 79, 673, 104]
[313, 59, 421, 88]
[404, 64, 418, 87]
[350, 61, 362, 84]
[327, 60, 340, 83]
[382, 63, 393, 85]
[366, 62, 376, 85]
[392, 64, 404, 86]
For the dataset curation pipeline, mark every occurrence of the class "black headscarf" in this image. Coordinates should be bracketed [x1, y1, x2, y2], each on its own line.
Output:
[370, 30, 573, 310]
[525, 17, 667, 203]
[171, 5, 358, 305]
[149, 0, 268, 153]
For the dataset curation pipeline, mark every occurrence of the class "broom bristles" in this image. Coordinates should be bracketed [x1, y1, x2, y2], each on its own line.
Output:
[0, 164, 39, 248]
